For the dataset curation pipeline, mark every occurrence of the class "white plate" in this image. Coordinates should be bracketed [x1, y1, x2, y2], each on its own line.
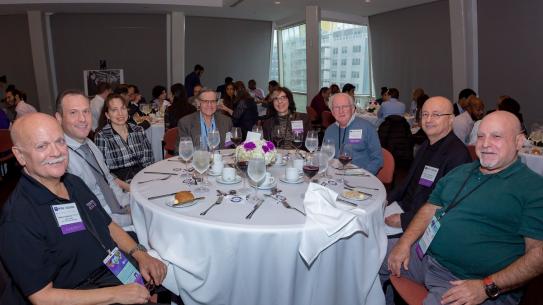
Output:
[250, 180, 277, 190]
[340, 190, 369, 201]
[216, 175, 242, 184]
[165, 197, 202, 208]
[279, 176, 304, 184]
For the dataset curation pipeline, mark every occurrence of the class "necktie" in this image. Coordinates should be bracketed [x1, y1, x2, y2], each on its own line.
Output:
[78, 143, 127, 214]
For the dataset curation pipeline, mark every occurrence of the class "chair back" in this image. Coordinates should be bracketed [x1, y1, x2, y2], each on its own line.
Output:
[390, 276, 428, 305]
[306, 106, 319, 123]
[377, 148, 395, 186]
[467, 145, 478, 161]
[321, 111, 335, 128]
[0, 129, 13, 154]
[162, 128, 179, 159]
[378, 115, 413, 168]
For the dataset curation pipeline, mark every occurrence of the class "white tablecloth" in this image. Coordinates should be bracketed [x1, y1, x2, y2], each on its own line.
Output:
[145, 121, 165, 162]
[356, 112, 415, 128]
[520, 151, 543, 176]
[130, 154, 387, 305]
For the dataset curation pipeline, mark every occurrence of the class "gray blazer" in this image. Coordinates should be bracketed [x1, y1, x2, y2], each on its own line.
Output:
[176, 111, 233, 152]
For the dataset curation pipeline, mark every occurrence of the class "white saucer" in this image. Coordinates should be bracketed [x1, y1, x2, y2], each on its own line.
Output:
[216, 175, 242, 184]
[165, 198, 201, 208]
[208, 170, 222, 176]
[250, 179, 277, 190]
[279, 176, 304, 184]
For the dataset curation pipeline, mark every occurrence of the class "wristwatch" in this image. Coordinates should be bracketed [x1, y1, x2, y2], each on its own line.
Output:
[483, 276, 500, 298]
[128, 243, 148, 257]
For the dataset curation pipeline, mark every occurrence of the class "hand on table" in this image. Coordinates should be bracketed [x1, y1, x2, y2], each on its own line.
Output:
[385, 214, 401, 228]
[441, 279, 487, 305]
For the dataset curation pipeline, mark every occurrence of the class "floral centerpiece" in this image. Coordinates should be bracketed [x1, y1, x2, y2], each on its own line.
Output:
[366, 99, 380, 113]
[235, 139, 277, 165]
[528, 130, 543, 147]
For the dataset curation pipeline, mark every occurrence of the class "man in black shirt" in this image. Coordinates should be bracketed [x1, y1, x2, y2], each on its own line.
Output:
[0, 113, 166, 305]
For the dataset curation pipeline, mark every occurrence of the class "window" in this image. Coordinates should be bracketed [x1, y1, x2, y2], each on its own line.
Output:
[269, 29, 279, 82]
[320, 21, 372, 96]
[280, 24, 306, 93]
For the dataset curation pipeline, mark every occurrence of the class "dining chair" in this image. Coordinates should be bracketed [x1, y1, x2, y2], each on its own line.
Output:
[377, 148, 395, 189]
[390, 276, 428, 305]
[162, 128, 179, 159]
[0, 129, 15, 177]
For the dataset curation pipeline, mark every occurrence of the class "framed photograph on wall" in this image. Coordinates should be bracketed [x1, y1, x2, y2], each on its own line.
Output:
[83, 69, 124, 97]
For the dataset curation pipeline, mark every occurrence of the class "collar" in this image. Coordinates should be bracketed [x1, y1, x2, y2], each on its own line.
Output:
[18, 171, 70, 206]
[64, 133, 89, 150]
[335, 113, 356, 128]
[427, 131, 454, 151]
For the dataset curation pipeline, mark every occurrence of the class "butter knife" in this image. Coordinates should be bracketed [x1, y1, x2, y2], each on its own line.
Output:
[246, 198, 265, 219]
[148, 191, 183, 200]
[144, 171, 178, 175]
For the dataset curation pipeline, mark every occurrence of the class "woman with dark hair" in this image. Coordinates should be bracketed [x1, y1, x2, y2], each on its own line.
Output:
[150, 85, 170, 114]
[165, 83, 196, 129]
[310, 86, 331, 119]
[95, 94, 154, 181]
[219, 82, 236, 117]
[218, 81, 258, 138]
[262, 87, 311, 148]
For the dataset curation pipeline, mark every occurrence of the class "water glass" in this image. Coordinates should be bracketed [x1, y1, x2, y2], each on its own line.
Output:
[305, 130, 319, 153]
[192, 139, 211, 193]
[178, 136, 194, 176]
[247, 156, 266, 202]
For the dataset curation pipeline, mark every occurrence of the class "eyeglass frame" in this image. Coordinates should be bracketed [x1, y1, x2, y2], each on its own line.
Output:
[421, 112, 453, 119]
[199, 99, 218, 105]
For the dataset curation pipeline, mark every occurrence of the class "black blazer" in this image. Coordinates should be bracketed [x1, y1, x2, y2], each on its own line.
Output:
[387, 131, 472, 231]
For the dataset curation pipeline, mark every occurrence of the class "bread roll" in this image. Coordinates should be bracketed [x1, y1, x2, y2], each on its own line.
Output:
[174, 191, 195, 204]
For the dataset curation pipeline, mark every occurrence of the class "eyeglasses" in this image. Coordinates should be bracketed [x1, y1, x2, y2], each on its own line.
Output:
[421, 112, 453, 119]
[200, 99, 218, 105]
[331, 105, 353, 112]
[272, 95, 288, 102]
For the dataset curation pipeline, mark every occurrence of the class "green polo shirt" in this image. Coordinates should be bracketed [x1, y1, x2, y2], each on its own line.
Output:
[427, 159, 543, 279]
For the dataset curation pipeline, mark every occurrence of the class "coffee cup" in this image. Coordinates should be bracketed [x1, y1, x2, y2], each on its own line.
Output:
[222, 167, 236, 181]
[293, 159, 304, 173]
[285, 167, 299, 182]
[262, 172, 275, 186]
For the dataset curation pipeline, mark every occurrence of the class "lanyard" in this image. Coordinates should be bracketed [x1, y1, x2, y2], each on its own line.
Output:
[437, 167, 492, 221]
[69, 146, 110, 186]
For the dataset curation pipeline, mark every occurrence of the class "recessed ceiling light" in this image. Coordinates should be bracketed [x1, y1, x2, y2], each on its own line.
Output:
[365, 0, 371, 3]
[275, 1, 281, 4]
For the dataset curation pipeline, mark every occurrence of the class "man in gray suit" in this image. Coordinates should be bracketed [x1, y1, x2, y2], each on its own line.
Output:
[177, 88, 233, 151]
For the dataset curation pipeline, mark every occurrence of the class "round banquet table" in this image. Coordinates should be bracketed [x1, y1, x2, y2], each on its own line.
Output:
[519, 150, 543, 176]
[144, 120, 166, 162]
[130, 152, 387, 305]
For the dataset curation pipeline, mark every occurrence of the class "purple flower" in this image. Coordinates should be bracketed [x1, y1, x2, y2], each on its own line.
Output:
[266, 141, 275, 150]
[243, 141, 256, 151]
[262, 145, 270, 153]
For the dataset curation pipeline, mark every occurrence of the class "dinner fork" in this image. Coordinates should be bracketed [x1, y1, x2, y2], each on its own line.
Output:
[138, 174, 174, 184]
[280, 198, 306, 216]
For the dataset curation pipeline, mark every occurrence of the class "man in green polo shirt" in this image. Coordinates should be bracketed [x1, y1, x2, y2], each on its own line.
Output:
[388, 111, 543, 305]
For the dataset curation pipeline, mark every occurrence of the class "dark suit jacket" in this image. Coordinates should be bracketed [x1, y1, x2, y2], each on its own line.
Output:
[387, 131, 472, 231]
[176, 112, 233, 152]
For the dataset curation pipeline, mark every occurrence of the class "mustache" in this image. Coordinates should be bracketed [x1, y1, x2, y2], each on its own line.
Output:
[42, 156, 67, 165]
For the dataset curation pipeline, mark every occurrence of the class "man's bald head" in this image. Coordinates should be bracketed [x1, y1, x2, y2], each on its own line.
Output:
[421, 96, 454, 144]
[11, 113, 59, 146]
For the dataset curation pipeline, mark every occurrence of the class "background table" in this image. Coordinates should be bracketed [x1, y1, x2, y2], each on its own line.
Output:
[145, 120, 166, 162]
[131, 154, 387, 305]
[520, 150, 543, 176]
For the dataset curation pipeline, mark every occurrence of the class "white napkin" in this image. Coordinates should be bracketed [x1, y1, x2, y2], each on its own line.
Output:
[299, 183, 369, 265]
[384, 201, 404, 236]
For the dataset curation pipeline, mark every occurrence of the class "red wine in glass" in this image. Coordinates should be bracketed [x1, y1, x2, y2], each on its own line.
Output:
[303, 165, 319, 179]
[236, 160, 248, 175]
[231, 137, 243, 147]
[338, 155, 353, 166]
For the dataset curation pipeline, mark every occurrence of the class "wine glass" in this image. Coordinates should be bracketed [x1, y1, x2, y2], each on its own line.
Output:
[235, 151, 250, 195]
[305, 130, 319, 154]
[231, 127, 243, 147]
[292, 131, 304, 157]
[252, 125, 263, 139]
[272, 125, 283, 149]
[192, 139, 211, 193]
[247, 156, 266, 202]
[207, 128, 221, 156]
[303, 156, 319, 183]
[321, 139, 336, 178]
[178, 137, 194, 177]
[338, 143, 353, 182]
[314, 151, 329, 182]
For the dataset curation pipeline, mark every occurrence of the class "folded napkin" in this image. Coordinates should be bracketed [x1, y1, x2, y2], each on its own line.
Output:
[299, 183, 369, 265]
[384, 201, 404, 236]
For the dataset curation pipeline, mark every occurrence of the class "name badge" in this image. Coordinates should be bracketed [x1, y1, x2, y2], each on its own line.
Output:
[52, 203, 86, 235]
[224, 131, 233, 147]
[415, 215, 441, 259]
[103, 247, 144, 285]
[419, 165, 439, 187]
[291, 120, 304, 133]
[348, 129, 363, 144]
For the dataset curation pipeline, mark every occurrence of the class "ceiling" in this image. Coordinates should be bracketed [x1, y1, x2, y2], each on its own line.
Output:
[0, 0, 439, 22]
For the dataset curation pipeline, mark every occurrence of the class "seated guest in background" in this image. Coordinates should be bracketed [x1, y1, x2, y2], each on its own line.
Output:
[453, 88, 476, 115]
[218, 81, 258, 138]
[377, 88, 406, 122]
[412, 94, 430, 146]
[261, 80, 280, 118]
[56, 90, 132, 228]
[409, 87, 425, 116]
[342, 83, 356, 98]
[90, 82, 112, 131]
[150, 85, 170, 114]
[324, 93, 383, 174]
[453, 95, 484, 144]
[165, 83, 196, 130]
[178, 88, 233, 150]
[0, 107, 9, 128]
[310, 86, 331, 120]
[388, 111, 543, 305]
[1, 113, 167, 305]
[188, 83, 203, 109]
[216, 76, 233, 98]
[95, 94, 154, 182]
[248, 79, 265, 101]
[116, 84, 150, 130]
[219, 82, 236, 117]
[262, 86, 311, 148]
[330, 83, 340, 95]
[376, 86, 388, 105]
[128, 84, 147, 106]
[185, 64, 204, 97]
[5, 87, 36, 119]
[1, 89, 16, 123]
